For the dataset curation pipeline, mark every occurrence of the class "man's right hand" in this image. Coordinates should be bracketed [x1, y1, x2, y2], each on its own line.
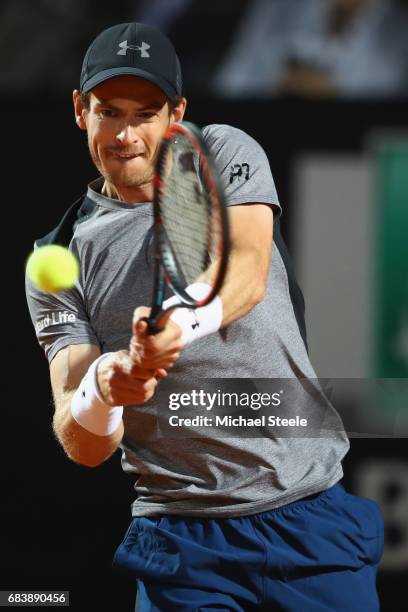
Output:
[96, 306, 185, 407]
[96, 350, 161, 407]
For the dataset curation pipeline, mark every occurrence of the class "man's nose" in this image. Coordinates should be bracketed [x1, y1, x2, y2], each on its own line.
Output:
[116, 124, 139, 145]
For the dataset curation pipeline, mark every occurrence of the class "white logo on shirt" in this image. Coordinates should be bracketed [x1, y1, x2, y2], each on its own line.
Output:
[35, 311, 77, 333]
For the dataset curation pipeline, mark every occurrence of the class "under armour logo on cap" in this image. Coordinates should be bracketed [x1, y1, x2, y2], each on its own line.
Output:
[118, 40, 150, 57]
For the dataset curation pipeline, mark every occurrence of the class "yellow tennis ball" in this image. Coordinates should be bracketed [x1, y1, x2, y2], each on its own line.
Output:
[26, 245, 79, 293]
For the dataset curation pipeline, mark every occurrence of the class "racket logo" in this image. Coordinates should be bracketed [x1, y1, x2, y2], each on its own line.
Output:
[117, 40, 151, 58]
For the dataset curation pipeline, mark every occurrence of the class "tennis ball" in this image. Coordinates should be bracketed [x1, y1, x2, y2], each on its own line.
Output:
[26, 245, 79, 293]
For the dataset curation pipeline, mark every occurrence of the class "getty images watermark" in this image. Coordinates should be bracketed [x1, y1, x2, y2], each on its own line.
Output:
[166, 388, 308, 431]
[146, 378, 408, 439]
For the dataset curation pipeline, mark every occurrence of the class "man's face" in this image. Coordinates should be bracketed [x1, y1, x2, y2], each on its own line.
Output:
[74, 76, 185, 201]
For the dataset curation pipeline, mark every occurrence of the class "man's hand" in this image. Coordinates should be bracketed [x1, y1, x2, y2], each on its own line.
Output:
[97, 351, 160, 406]
[96, 306, 184, 407]
[95, 350, 160, 407]
[129, 306, 184, 371]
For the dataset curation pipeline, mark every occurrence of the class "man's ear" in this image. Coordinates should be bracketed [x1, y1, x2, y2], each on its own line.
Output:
[73, 90, 87, 130]
[170, 97, 187, 124]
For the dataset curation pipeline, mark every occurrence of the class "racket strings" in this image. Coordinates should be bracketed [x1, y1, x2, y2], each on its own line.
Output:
[158, 136, 222, 287]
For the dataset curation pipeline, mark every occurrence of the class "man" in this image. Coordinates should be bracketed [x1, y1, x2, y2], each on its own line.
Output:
[26, 22, 383, 611]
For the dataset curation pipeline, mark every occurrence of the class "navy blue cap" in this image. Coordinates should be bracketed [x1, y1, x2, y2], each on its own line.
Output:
[80, 22, 182, 101]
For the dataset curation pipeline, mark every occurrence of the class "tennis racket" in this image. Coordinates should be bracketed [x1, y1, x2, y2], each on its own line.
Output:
[145, 121, 230, 334]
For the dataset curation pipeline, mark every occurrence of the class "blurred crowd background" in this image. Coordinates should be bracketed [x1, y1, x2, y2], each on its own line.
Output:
[2, 1, 408, 610]
[2, 0, 408, 98]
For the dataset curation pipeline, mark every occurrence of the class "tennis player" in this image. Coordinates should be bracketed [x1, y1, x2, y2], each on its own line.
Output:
[26, 22, 384, 611]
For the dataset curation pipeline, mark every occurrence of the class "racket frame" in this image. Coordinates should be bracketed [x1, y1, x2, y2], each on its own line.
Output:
[147, 121, 230, 333]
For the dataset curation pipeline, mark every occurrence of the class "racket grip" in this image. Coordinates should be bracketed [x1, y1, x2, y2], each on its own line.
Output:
[140, 315, 161, 335]
[142, 306, 179, 335]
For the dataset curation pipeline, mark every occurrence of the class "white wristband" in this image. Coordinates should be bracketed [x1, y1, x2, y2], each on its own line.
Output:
[71, 352, 123, 437]
[163, 282, 223, 344]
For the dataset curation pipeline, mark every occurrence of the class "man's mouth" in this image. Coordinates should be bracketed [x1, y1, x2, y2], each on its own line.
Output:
[108, 149, 145, 161]
[114, 152, 140, 159]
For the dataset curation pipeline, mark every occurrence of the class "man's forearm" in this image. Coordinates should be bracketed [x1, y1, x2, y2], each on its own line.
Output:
[199, 204, 273, 327]
[218, 247, 268, 326]
[52, 390, 124, 468]
[200, 246, 268, 328]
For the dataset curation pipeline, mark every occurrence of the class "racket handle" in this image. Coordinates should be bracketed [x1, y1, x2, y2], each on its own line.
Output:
[140, 315, 161, 335]
[141, 308, 176, 335]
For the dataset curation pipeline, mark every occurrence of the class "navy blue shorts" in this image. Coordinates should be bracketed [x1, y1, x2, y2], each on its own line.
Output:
[112, 483, 384, 611]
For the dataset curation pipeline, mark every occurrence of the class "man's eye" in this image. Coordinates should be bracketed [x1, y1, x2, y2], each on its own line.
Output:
[139, 112, 155, 119]
[100, 109, 115, 117]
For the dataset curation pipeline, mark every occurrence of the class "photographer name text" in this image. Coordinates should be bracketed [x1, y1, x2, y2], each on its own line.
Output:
[168, 415, 308, 427]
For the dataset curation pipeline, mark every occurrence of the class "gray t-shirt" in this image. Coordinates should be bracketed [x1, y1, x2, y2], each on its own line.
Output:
[26, 124, 349, 517]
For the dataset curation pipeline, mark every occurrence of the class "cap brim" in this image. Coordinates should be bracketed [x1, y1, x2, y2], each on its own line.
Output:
[81, 67, 178, 101]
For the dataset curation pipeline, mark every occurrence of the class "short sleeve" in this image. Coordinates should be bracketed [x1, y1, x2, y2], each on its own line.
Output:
[25, 274, 100, 364]
[202, 124, 282, 219]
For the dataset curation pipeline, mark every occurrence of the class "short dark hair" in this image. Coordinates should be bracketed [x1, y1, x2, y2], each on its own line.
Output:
[78, 91, 91, 110]
[78, 91, 184, 114]
[169, 95, 184, 113]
